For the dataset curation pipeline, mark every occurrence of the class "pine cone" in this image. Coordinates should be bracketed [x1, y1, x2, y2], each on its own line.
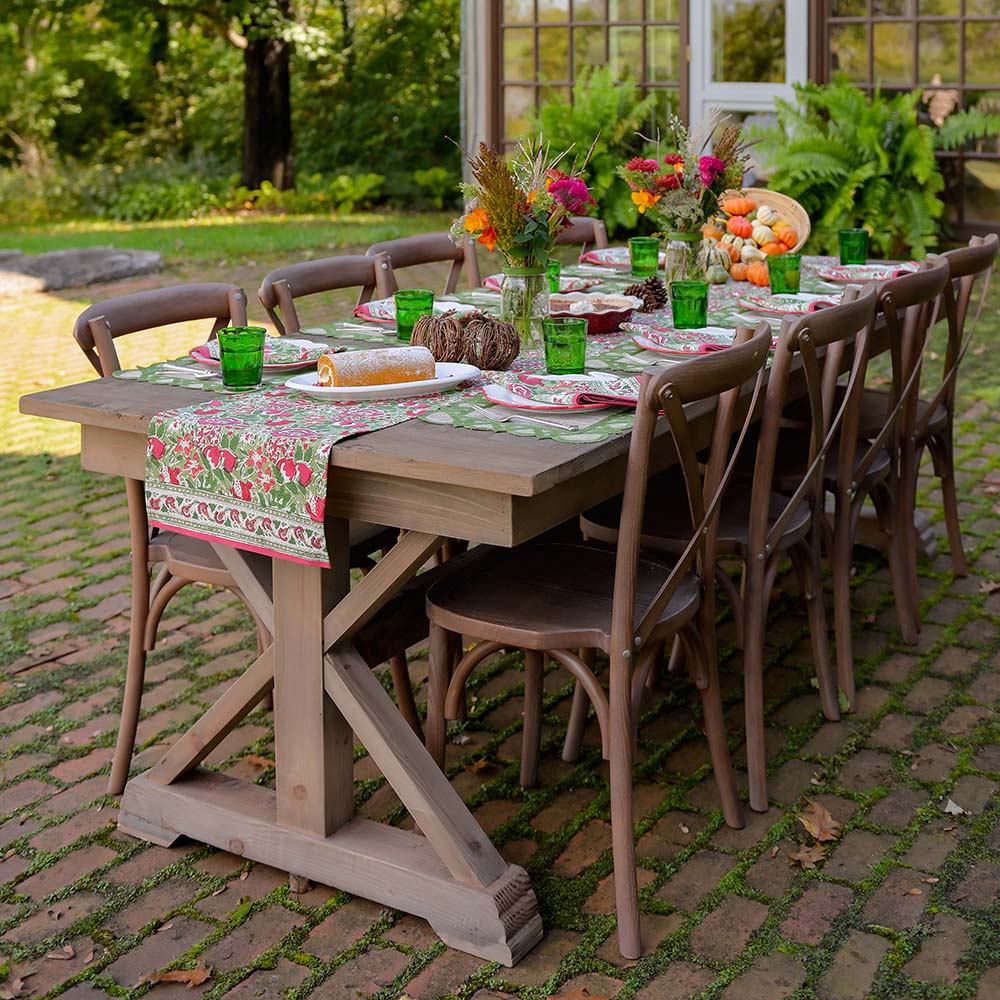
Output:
[624, 276, 669, 313]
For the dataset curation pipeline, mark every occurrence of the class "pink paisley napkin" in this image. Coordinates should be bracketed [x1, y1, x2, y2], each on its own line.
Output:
[484, 371, 641, 408]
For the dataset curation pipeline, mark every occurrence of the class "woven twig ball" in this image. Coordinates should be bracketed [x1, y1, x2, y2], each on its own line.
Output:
[411, 312, 467, 363]
[464, 315, 520, 370]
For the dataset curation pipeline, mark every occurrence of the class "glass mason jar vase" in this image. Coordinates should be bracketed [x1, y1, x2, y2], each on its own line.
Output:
[500, 265, 549, 350]
[663, 231, 704, 287]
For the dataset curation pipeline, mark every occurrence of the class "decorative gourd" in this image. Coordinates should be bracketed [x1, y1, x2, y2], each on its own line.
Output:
[705, 244, 732, 272]
[721, 196, 756, 217]
[412, 312, 467, 362]
[718, 241, 740, 263]
[706, 264, 729, 284]
[702, 222, 724, 241]
[751, 223, 776, 246]
[760, 241, 787, 256]
[740, 244, 766, 264]
[726, 216, 753, 238]
[463, 316, 520, 370]
[747, 261, 770, 286]
[755, 204, 778, 226]
[730, 262, 749, 282]
[721, 233, 746, 251]
[777, 226, 798, 249]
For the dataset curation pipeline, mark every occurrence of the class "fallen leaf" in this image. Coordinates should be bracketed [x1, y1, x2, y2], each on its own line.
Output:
[138, 965, 212, 989]
[797, 800, 842, 842]
[44, 945, 74, 961]
[450, 733, 472, 746]
[210, 886, 227, 896]
[462, 758, 500, 776]
[0, 975, 35, 1000]
[46, 909, 63, 921]
[159, 922, 173, 932]
[943, 798, 966, 816]
[84, 949, 95, 964]
[679, 823, 690, 835]
[771, 845, 780, 857]
[862, 611, 878, 625]
[238, 870, 250, 881]
[943, 824, 958, 833]
[789, 844, 827, 870]
[921, 876, 939, 884]
[978, 579, 1000, 595]
[903, 887, 923, 896]
[244, 754, 275, 769]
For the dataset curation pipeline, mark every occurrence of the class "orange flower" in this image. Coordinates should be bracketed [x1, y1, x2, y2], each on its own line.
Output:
[631, 190, 662, 215]
[464, 207, 489, 233]
[477, 226, 498, 252]
[526, 189, 538, 205]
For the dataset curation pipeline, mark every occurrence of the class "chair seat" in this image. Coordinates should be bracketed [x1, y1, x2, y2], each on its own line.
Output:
[854, 387, 948, 441]
[768, 431, 892, 495]
[581, 478, 811, 558]
[426, 541, 700, 653]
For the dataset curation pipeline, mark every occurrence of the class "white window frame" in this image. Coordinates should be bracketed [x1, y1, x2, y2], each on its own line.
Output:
[688, 1, 809, 129]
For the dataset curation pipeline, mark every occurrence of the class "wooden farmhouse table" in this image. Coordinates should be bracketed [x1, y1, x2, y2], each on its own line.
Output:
[19, 310, 919, 966]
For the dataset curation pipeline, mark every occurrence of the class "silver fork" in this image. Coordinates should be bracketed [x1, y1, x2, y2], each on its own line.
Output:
[470, 403, 599, 432]
[160, 364, 220, 379]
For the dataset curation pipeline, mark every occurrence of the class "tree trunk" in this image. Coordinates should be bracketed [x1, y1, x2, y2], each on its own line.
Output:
[242, 23, 293, 190]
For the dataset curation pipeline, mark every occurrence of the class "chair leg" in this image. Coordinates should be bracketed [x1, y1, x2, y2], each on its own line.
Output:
[143, 573, 186, 651]
[871, 483, 919, 645]
[520, 650, 544, 788]
[898, 437, 923, 631]
[829, 492, 857, 712]
[426, 622, 451, 769]
[930, 431, 968, 577]
[742, 560, 769, 814]
[609, 654, 640, 960]
[388, 653, 423, 740]
[448, 632, 467, 722]
[563, 648, 594, 763]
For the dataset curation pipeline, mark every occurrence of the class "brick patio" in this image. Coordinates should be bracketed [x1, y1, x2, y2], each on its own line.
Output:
[1, 255, 999, 999]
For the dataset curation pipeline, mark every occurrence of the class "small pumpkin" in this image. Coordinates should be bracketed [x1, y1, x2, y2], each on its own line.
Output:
[730, 262, 749, 282]
[706, 264, 729, 284]
[755, 204, 778, 226]
[747, 261, 770, 286]
[740, 244, 766, 264]
[722, 196, 756, 217]
[760, 241, 787, 256]
[726, 215, 753, 238]
[705, 244, 732, 272]
[778, 226, 798, 249]
[718, 241, 740, 263]
[702, 222, 724, 241]
[751, 223, 776, 246]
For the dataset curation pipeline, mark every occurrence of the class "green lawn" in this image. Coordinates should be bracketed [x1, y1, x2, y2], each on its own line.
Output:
[0, 211, 454, 265]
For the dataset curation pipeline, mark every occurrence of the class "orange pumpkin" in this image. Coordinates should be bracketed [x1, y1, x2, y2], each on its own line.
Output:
[702, 222, 724, 241]
[718, 241, 740, 263]
[726, 216, 753, 238]
[721, 196, 756, 217]
[730, 262, 749, 282]
[747, 261, 770, 286]
[760, 241, 786, 256]
[778, 226, 798, 249]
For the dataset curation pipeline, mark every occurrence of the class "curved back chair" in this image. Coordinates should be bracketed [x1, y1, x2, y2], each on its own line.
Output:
[365, 233, 481, 295]
[555, 215, 609, 256]
[424, 325, 771, 958]
[258, 253, 392, 336]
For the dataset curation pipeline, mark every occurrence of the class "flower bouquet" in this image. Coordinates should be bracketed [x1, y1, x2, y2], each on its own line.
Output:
[617, 112, 751, 284]
[453, 137, 595, 346]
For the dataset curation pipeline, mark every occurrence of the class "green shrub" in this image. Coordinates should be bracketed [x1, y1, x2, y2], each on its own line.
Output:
[753, 79, 1000, 257]
[411, 166, 458, 211]
[531, 67, 657, 237]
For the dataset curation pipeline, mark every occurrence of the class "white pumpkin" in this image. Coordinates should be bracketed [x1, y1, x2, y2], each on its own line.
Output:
[755, 204, 778, 226]
[741, 244, 766, 263]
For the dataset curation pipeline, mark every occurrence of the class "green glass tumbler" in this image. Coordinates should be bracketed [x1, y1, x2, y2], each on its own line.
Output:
[542, 317, 587, 375]
[838, 229, 869, 265]
[394, 288, 434, 342]
[670, 280, 709, 329]
[629, 236, 660, 278]
[767, 253, 802, 295]
[217, 326, 266, 391]
[546, 257, 562, 293]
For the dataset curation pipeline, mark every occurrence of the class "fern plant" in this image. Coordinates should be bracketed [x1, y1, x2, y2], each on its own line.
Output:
[531, 66, 657, 237]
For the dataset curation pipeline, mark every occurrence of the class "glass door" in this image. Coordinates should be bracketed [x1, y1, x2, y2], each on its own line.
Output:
[688, 0, 808, 129]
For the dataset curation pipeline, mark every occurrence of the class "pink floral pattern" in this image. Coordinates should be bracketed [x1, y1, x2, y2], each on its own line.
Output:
[145, 388, 434, 566]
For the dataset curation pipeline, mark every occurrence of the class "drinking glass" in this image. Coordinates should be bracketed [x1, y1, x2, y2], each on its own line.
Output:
[394, 289, 434, 342]
[542, 317, 587, 375]
[838, 229, 869, 265]
[546, 257, 562, 293]
[217, 326, 266, 391]
[629, 236, 660, 278]
[670, 280, 709, 329]
[767, 253, 802, 295]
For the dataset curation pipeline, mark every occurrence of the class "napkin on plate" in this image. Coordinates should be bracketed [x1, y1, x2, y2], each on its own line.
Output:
[577, 247, 668, 268]
[485, 371, 641, 408]
[737, 292, 839, 315]
[204, 337, 329, 364]
[481, 273, 600, 292]
[353, 297, 478, 323]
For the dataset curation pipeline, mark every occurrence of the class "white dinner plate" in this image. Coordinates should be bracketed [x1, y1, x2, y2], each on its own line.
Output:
[285, 362, 480, 400]
[190, 338, 327, 372]
[481, 382, 610, 413]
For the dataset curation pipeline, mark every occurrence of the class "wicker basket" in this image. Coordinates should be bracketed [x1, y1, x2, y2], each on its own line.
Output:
[722, 189, 811, 253]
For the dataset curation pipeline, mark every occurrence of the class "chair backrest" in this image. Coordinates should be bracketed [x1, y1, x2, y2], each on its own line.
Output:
[611, 324, 772, 661]
[555, 216, 609, 256]
[73, 283, 249, 377]
[365, 232, 481, 295]
[919, 233, 998, 432]
[749, 284, 880, 564]
[257, 253, 392, 336]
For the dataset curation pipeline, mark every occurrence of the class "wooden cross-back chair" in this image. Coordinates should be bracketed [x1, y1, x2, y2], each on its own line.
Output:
[424, 325, 772, 959]
[258, 253, 392, 336]
[581, 287, 881, 814]
[73, 284, 412, 795]
[555, 215, 609, 256]
[364, 233, 481, 296]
